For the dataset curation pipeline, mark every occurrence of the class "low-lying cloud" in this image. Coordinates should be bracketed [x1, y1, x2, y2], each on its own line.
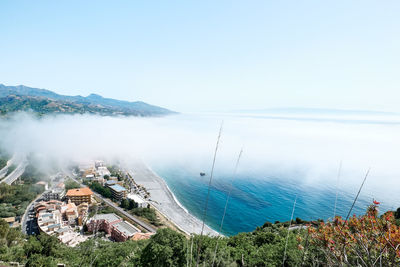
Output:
[1, 111, 400, 203]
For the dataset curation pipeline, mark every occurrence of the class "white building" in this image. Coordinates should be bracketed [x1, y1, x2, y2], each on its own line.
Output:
[95, 160, 105, 168]
[127, 194, 147, 208]
[85, 174, 95, 180]
[96, 166, 111, 177]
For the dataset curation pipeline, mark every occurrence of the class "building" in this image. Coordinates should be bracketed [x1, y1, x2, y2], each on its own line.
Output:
[127, 194, 147, 208]
[95, 160, 105, 168]
[78, 162, 95, 177]
[37, 210, 62, 235]
[61, 201, 78, 225]
[105, 180, 117, 187]
[87, 213, 122, 234]
[86, 213, 142, 242]
[77, 203, 89, 226]
[85, 174, 95, 180]
[34, 200, 63, 213]
[108, 184, 127, 201]
[34, 200, 88, 247]
[3, 217, 19, 228]
[36, 181, 48, 190]
[96, 166, 111, 177]
[111, 221, 139, 242]
[43, 187, 66, 201]
[56, 182, 65, 189]
[65, 187, 93, 205]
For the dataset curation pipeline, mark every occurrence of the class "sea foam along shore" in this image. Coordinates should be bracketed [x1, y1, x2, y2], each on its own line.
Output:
[129, 161, 220, 236]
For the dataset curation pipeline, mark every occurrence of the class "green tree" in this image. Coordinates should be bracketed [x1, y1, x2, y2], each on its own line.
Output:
[0, 219, 9, 239]
[65, 179, 81, 191]
[23, 236, 43, 257]
[141, 228, 186, 267]
[37, 234, 61, 257]
[129, 199, 138, 210]
[25, 253, 55, 267]
[120, 199, 129, 209]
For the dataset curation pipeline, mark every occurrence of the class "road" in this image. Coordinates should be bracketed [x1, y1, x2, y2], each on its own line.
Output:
[0, 157, 14, 179]
[21, 193, 43, 235]
[65, 173, 156, 233]
[2, 161, 28, 185]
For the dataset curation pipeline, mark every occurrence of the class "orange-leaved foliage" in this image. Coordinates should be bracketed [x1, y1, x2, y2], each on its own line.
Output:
[308, 201, 400, 266]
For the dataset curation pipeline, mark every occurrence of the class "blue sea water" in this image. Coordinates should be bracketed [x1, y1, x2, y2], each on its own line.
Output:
[148, 112, 400, 236]
[154, 165, 375, 236]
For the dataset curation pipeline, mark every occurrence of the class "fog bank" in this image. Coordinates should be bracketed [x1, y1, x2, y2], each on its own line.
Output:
[1, 111, 399, 200]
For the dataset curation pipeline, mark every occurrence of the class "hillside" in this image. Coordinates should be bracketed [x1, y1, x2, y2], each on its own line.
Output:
[0, 84, 175, 116]
[1, 202, 399, 266]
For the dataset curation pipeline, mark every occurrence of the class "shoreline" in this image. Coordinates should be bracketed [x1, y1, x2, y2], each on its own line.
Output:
[146, 165, 190, 214]
[128, 161, 220, 236]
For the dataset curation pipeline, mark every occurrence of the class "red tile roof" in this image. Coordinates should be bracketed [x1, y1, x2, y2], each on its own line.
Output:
[66, 187, 93, 197]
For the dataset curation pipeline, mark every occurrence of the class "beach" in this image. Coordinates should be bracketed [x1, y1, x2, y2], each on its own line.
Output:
[128, 161, 219, 236]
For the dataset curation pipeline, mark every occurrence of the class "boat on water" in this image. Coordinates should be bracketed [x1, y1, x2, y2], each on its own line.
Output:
[200, 172, 206, 176]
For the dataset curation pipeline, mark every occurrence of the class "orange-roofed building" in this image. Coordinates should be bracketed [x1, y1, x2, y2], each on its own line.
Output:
[65, 187, 93, 205]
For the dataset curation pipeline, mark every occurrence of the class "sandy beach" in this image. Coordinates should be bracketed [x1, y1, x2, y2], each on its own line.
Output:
[129, 161, 219, 236]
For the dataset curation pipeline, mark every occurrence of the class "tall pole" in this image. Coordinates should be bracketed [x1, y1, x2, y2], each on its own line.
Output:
[211, 148, 243, 266]
[196, 122, 223, 267]
[282, 195, 297, 267]
[333, 160, 342, 219]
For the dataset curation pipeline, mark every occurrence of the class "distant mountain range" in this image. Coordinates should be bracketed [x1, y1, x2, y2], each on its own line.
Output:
[0, 84, 176, 116]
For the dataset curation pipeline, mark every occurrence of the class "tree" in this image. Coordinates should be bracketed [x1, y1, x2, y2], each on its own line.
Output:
[37, 234, 61, 257]
[6, 228, 22, 247]
[0, 219, 9, 239]
[25, 253, 55, 267]
[23, 236, 43, 257]
[65, 179, 81, 191]
[89, 182, 112, 199]
[120, 199, 129, 209]
[129, 199, 138, 210]
[140, 228, 186, 267]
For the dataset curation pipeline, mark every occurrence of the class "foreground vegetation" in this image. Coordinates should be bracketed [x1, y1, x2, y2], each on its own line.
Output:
[0, 201, 399, 266]
[0, 164, 45, 218]
[0, 219, 306, 266]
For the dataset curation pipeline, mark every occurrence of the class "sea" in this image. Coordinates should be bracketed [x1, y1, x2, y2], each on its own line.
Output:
[148, 110, 400, 236]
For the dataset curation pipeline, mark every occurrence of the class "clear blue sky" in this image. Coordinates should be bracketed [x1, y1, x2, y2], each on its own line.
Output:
[0, 1, 399, 112]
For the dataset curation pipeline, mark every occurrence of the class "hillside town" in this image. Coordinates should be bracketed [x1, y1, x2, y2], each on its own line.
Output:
[27, 160, 155, 247]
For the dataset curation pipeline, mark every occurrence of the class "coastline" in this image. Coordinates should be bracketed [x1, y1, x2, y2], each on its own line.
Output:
[128, 161, 220, 236]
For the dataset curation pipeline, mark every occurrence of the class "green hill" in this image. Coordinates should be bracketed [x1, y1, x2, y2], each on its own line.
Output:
[0, 84, 176, 117]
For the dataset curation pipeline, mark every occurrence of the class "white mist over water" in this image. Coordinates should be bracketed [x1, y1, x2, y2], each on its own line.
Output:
[1, 111, 400, 212]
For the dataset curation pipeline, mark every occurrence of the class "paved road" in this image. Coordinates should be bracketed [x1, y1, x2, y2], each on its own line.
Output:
[2, 161, 28, 185]
[22, 202, 40, 236]
[21, 193, 45, 235]
[0, 157, 14, 179]
[66, 174, 156, 233]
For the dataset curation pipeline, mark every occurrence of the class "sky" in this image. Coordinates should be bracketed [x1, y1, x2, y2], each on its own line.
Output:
[0, 1, 399, 112]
